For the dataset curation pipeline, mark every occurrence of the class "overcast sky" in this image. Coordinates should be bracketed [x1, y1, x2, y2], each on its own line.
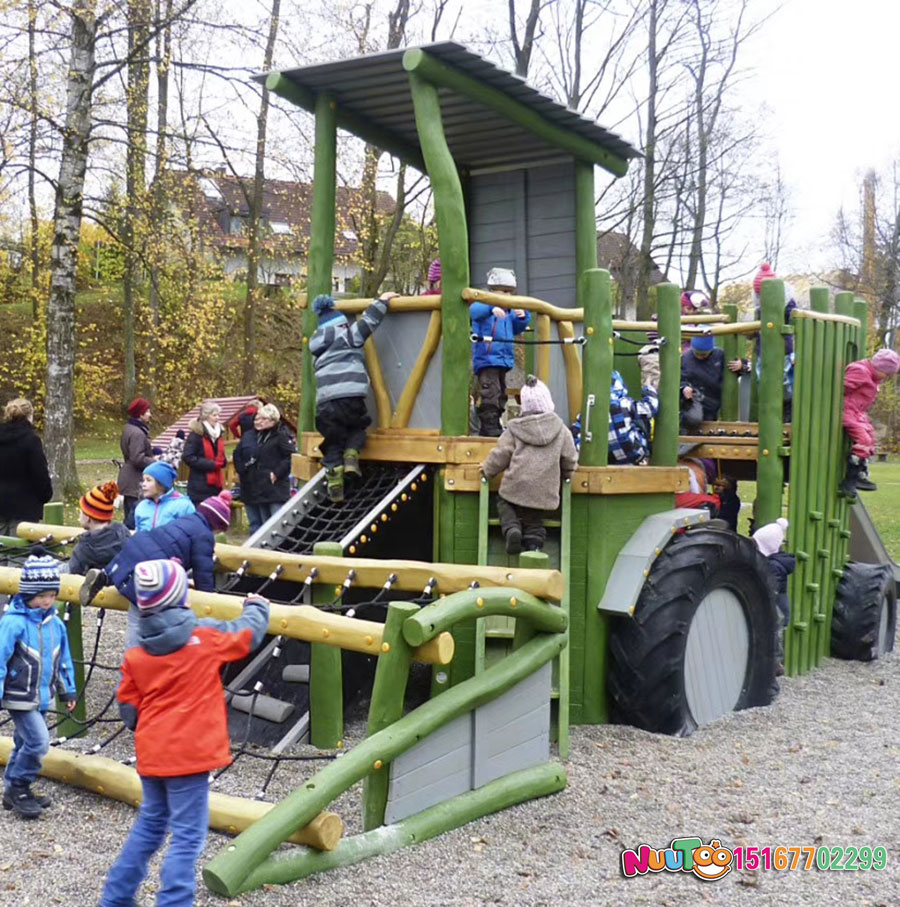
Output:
[745, 0, 900, 273]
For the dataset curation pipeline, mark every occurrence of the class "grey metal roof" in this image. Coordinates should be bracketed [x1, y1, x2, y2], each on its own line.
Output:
[261, 42, 638, 172]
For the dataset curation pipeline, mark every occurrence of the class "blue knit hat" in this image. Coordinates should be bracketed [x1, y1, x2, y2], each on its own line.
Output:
[20, 548, 62, 599]
[313, 294, 345, 325]
[134, 559, 189, 612]
[143, 460, 176, 491]
[690, 334, 715, 352]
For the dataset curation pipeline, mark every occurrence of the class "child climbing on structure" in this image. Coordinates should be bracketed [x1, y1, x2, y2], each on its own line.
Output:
[310, 291, 398, 502]
[481, 376, 577, 554]
[840, 349, 900, 498]
[469, 268, 530, 437]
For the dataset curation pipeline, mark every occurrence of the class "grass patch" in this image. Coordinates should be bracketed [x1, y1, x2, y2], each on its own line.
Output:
[855, 459, 900, 561]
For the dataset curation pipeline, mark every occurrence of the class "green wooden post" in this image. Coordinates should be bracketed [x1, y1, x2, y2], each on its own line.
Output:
[43, 502, 64, 525]
[651, 284, 681, 466]
[512, 551, 547, 651]
[720, 304, 740, 421]
[756, 279, 786, 526]
[474, 477, 490, 674]
[301, 93, 337, 433]
[407, 70, 470, 436]
[579, 268, 612, 723]
[853, 298, 868, 354]
[575, 160, 598, 319]
[310, 541, 343, 748]
[362, 600, 418, 831]
[557, 479, 572, 758]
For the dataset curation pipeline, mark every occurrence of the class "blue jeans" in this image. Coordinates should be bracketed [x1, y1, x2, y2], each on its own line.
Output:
[244, 501, 280, 534]
[4, 709, 49, 788]
[100, 772, 209, 907]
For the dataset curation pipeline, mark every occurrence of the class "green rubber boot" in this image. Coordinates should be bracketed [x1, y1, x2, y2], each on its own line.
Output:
[326, 466, 345, 503]
[343, 448, 361, 478]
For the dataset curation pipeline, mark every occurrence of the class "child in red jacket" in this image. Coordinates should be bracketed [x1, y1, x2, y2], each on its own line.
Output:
[840, 349, 900, 498]
[98, 559, 269, 907]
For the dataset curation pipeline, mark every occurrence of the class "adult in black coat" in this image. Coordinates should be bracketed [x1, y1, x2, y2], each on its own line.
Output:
[232, 403, 295, 534]
[182, 401, 227, 506]
[680, 335, 748, 423]
[0, 398, 53, 535]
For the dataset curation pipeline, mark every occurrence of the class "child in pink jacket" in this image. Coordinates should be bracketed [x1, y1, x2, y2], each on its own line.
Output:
[840, 349, 900, 497]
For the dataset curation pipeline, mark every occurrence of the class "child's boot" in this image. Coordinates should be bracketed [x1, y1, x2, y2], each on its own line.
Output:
[326, 466, 345, 503]
[478, 405, 502, 438]
[79, 568, 108, 606]
[856, 459, 877, 492]
[25, 785, 51, 808]
[3, 784, 43, 819]
[504, 526, 523, 555]
[343, 449, 361, 479]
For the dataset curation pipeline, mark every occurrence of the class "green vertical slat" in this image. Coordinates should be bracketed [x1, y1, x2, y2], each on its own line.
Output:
[474, 477, 490, 674]
[651, 284, 680, 466]
[310, 541, 343, 748]
[720, 303, 740, 421]
[363, 600, 418, 830]
[756, 280, 786, 526]
[853, 298, 868, 354]
[557, 479, 572, 758]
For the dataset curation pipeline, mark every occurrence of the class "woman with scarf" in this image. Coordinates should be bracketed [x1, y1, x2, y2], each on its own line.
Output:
[182, 400, 227, 507]
[118, 398, 157, 530]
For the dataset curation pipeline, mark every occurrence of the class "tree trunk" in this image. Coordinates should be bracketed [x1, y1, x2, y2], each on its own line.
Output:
[508, 0, 542, 78]
[27, 0, 40, 319]
[45, 1, 98, 498]
[122, 0, 151, 405]
[636, 0, 658, 321]
[244, 0, 280, 389]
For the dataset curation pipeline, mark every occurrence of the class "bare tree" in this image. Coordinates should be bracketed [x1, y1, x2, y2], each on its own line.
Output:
[508, 0, 549, 78]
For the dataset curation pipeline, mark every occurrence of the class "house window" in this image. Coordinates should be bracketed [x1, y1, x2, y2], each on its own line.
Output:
[199, 177, 223, 200]
[270, 221, 293, 235]
[229, 216, 248, 235]
[342, 229, 357, 241]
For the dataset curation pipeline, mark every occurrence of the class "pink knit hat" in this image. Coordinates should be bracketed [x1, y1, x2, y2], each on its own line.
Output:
[753, 263, 777, 295]
[198, 490, 232, 532]
[752, 517, 788, 557]
[871, 349, 900, 377]
[520, 375, 555, 414]
[427, 259, 441, 283]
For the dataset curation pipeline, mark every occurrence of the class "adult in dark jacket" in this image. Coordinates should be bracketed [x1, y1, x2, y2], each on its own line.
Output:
[0, 398, 53, 537]
[79, 491, 232, 648]
[680, 336, 747, 423]
[232, 403, 295, 534]
[182, 401, 227, 506]
[118, 398, 157, 530]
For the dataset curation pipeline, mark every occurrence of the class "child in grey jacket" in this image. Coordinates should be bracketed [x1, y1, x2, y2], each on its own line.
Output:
[481, 376, 578, 554]
[309, 292, 397, 502]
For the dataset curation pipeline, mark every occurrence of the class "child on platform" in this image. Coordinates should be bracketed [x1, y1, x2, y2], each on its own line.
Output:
[134, 461, 194, 532]
[840, 349, 900, 497]
[68, 482, 131, 576]
[309, 291, 398, 502]
[0, 550, 77, 819]
[481, 376, 577, 554]
[98, 559, 269, 907]
[469, 268, 531, 437]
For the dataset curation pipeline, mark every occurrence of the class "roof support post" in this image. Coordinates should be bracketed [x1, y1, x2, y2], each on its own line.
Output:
[403, 49, 629, 177]
[756, 278, 786, 525]
[301, 92, 337, 433]
[408, 71, 470, 435]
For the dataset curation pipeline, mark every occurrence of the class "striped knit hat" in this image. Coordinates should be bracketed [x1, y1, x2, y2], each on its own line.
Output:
[198, 490, 232, 532]
[134, 559, 189, 611]
[427, 259, 441, 283]
[20, 548, 62, 599]
[80, 481, 118, 522]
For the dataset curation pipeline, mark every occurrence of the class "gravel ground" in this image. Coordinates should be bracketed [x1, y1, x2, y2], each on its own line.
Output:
[3, 607, 900, 907]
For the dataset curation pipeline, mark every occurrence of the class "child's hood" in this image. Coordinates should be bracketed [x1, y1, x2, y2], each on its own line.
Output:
[137, 607, 198, 656]
[507, 412, 566, 447]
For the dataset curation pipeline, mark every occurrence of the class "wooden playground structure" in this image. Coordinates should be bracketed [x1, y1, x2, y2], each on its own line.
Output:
[0, 41, 895, 897]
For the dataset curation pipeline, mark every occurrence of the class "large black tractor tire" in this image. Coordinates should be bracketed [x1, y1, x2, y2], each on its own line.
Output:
[831, 562, 896, 661]
[608, 528, 779, 736]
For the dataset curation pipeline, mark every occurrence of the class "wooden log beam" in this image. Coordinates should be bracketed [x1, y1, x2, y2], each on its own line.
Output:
[556, 320, 583, 422]
[323, 294, 441, 314]
[363, 335, 392, 428]
[793, 309, 860, 327]
[0, 738, 342, 850]
[0, 567, 453, 665]
[444, 463, 688, 494]
[403, 48, 628, 176]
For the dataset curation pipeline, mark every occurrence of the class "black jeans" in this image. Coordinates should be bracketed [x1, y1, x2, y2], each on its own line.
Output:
[497, 496, 548, 550]
[123, 496, 139, 530]
[477, 367, 507, 436]
[316, 397, 372, 469]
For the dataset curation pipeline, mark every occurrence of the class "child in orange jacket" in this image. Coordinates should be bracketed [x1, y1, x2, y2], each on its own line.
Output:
[98, 559, 269, 907]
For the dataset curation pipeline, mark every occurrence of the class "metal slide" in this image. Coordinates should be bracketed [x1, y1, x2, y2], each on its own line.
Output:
[849, 499, 900, 590]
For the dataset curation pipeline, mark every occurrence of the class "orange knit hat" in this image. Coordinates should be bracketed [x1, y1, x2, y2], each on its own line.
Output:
[80, 481, 118, 522]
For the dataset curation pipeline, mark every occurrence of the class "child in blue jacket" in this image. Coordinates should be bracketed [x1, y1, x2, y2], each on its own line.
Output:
[470, 268, 530, 436]
[133, 461, 194, 532]
[0, 550, 77, 818]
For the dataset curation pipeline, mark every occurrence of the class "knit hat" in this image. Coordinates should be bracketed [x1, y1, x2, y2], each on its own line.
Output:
[871, 349, 900, 377]
[127, 397, 151, 419]
[486, 267, 517, 290]
[428, 259, 441, 283]
[198, 490, 232, 532]
[753, 263, 777, 296]
[752, 517, 789, 557]
[143, 460, 176, 491]
[19, 547, 62, 599]
[681, 290, 710, 310]
[691, 334, 715, 352]
[134, 559, 189, 612]
[520, 375, 555, 414]
[80, 481, 118, 522]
